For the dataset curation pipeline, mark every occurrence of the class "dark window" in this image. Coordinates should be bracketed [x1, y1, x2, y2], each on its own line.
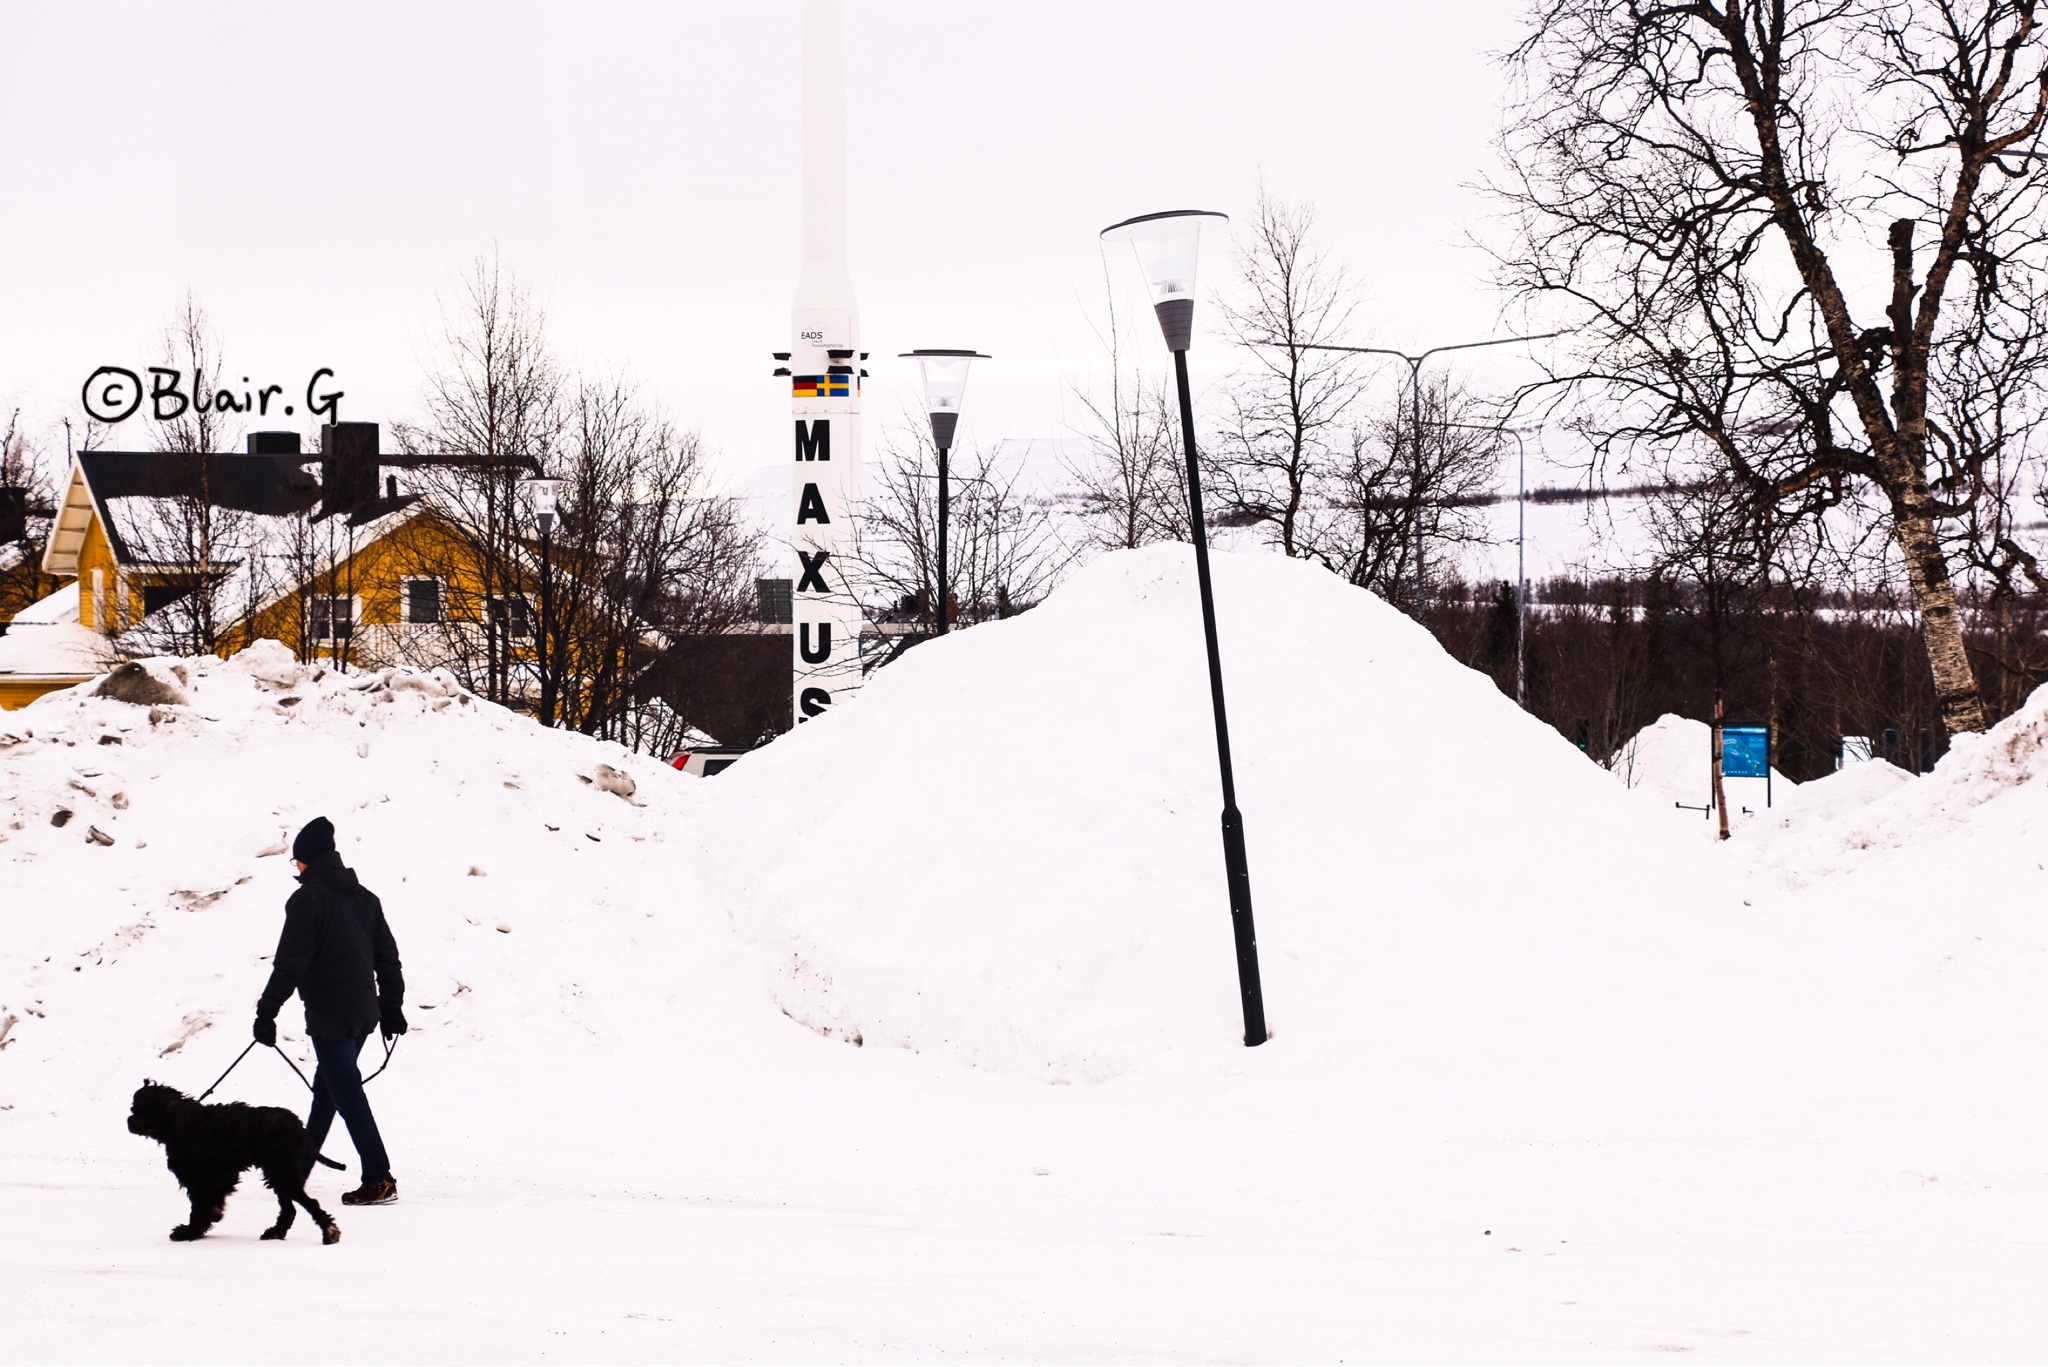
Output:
[488, 596, 532, 640]
[757, 578, 792, 625]
[702, 758, 738, 776]
[141, 583, 198, 616]
[307, 595, 354, 642]
[406, 578, 443, 624]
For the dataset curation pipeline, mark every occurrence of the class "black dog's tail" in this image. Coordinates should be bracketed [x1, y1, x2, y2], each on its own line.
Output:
[313, 1152, 346, 1170]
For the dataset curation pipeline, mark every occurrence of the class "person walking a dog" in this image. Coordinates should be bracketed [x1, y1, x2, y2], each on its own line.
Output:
[253, 816, 407, 1206]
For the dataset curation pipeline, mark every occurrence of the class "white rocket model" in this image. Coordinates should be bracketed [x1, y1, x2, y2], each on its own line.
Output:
[780, 0, 865, 725]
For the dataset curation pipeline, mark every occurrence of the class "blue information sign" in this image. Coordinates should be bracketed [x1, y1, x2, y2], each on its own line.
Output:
[1722, 726, 1770, 779]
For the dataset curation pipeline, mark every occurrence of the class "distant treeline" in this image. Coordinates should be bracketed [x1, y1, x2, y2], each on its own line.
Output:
[1425, 576, 2048, 783]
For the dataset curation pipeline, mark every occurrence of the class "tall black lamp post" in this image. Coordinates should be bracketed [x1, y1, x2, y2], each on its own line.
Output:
[900, 349, 988, 636]
[523, 474, 563, 726]
[1101, 209, 1267, 1047]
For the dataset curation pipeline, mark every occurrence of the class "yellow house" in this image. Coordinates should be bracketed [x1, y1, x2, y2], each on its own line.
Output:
[6, 425, 570, 709]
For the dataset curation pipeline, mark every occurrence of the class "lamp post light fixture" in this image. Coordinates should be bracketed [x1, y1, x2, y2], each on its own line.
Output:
[522, 474, 565, 727]
[1275, 332, 1564, 619]
[900, 349, 989, 636]
[1101, 208, 1268, 1048]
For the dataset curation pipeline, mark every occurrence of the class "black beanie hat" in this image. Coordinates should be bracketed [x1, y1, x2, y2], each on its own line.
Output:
[292, 817, 336, 864]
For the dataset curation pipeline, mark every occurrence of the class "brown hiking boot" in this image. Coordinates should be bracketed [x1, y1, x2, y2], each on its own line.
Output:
[341, 1176, 397, 1206]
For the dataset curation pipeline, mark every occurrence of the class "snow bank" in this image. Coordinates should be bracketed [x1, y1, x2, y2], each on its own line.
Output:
[701, 546, 1740, 1085]
[0, 639, 714, 1159]
[1736, 757, 1912, 855]
[1742, 681, 2048, 883]
[3, 582, 2045, 1359]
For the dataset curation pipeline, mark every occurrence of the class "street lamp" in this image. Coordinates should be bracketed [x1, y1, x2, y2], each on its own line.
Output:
[1277, 332, 1564, 618]
[1441, 422, 1542, 710]
[522, 474, 564, 727]
[1101, 208, 1268, 1048]
[900, 349, 989, 636]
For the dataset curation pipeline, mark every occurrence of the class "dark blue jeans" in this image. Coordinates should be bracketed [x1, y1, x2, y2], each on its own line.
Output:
[305, 1033, 391, 1182]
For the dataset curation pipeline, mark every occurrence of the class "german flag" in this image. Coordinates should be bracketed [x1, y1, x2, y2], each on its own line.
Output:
[793, 375, 854, 399]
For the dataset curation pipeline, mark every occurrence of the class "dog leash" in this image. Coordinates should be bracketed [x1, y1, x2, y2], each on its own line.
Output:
[197, 1041, 260, 1102]
[268, 1036, 398, 1093]
[196, 1034, 396, 1103]
[361, 1034, 397, 1085]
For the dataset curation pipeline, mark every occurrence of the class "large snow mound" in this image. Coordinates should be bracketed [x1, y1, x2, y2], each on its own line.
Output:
[701, 546, 1740, 1084]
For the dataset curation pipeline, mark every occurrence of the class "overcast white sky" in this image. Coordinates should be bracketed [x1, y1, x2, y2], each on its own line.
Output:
[1, 0, 1591, 575]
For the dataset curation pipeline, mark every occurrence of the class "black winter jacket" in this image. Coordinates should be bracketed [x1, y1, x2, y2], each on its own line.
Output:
[256, 850, 404, 1040]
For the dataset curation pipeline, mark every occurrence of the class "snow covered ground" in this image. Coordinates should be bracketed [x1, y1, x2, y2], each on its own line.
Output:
[1611, 712, 1795, 835]
[3, 548, 2045, 1362]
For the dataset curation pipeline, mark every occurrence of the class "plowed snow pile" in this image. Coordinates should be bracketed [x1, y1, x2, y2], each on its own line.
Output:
[1, 551, 2043, 1361]
[706, 548, 1754, 1091]
[0, 641, 719, 1168]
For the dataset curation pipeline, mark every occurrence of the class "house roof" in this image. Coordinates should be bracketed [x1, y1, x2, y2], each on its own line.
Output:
[42, 451, 416, 576]
[77, 451, 321, 567]
[81, 451, 320, 517]
[10, 580, 78, 625]
[0, 579, 113, 679]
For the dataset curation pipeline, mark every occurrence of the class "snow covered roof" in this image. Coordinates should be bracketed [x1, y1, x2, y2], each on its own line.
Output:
[0, 622, 116, 677]
[0, 584, 115, 677]
[106, 498, 427, 656]
[1, 584, 102, 679]
[9, 581, 78, 626]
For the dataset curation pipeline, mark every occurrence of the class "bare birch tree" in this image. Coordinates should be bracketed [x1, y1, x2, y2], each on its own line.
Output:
[540, 376, 763, 743]
[1315, 376, 1502, 609]
[860, 426, 1074, 635]
[1211, 191, 1368, 557]
[1497, 0, 2048, 736]
[394, 257, 566, 705]
[1063, 265, 1191, 550]
[0, 411, 58, 624]
[123, 296, 270, 654]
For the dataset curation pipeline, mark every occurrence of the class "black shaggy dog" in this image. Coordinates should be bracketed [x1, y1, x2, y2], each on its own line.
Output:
[127, 1082, 341, 1244]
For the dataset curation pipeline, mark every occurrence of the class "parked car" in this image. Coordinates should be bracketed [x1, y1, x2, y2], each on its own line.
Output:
[669, 745, 752, 777]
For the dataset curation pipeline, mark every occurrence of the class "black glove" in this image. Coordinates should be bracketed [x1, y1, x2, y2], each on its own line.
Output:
[381, 1006, 408, 1038]
[253, 1015, 277, 1047]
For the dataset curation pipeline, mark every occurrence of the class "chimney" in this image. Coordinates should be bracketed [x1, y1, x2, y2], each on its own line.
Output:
[246, 431, 302, 456]
[320, 422, 380, 515]
[0, 486, 25, 545]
